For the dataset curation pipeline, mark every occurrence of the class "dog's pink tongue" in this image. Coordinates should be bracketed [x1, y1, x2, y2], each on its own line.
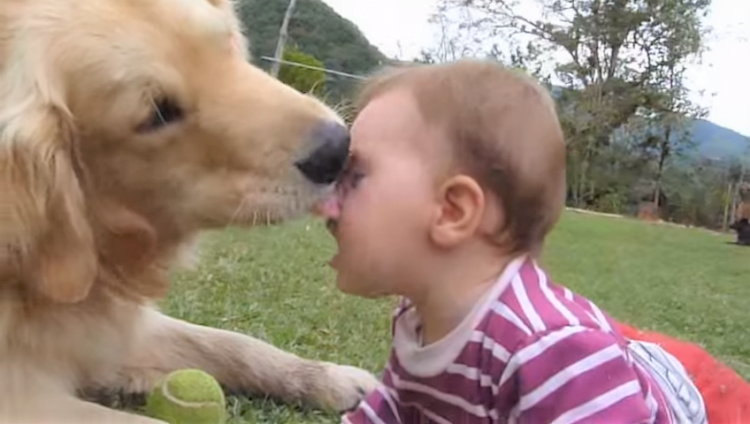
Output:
[314, 192, 341, 219]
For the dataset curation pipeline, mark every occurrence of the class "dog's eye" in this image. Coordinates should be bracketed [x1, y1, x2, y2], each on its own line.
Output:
[137, 97, 185, 133]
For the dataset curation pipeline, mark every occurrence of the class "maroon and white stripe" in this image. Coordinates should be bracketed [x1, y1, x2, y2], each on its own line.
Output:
[343, 257, 675, 424]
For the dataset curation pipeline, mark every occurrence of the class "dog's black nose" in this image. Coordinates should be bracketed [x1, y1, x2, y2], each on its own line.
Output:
[295, 121, 350, 185]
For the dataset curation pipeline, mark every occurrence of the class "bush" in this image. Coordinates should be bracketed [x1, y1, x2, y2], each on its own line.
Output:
[277, 47, 327, 98]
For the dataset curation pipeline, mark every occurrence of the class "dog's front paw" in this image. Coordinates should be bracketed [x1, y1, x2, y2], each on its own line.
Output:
[315, 362, 381, 412]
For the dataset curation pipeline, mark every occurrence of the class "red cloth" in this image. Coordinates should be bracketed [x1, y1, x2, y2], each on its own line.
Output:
[616, 322, 750, 423]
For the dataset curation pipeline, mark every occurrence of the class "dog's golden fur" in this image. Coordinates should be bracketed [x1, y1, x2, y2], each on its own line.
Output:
[0, 0, 379, 422]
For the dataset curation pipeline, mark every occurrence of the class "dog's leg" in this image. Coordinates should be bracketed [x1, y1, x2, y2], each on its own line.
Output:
[114, 307, 380, 413]
[3, 394, 166, 424]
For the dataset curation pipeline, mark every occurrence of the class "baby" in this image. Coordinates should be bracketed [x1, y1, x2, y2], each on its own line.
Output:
[315, 59, 706, 423]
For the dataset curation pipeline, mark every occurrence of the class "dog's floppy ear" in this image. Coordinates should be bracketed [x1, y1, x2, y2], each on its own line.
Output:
[0, 66, 97, 303]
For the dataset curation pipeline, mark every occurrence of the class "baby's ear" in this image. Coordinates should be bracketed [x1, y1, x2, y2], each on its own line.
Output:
[429, 175, 487, 247]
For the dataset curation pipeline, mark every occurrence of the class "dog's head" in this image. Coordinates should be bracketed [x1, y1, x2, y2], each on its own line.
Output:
[0, 0, 350, 302]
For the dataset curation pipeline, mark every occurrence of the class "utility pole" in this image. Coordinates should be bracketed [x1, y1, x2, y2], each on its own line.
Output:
[270, 0, 298, 78]
[723, 180, 734, 231]
[729, 160, 747, 226]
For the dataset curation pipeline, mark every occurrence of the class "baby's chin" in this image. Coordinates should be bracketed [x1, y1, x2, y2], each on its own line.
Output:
[334, 272, 391, 299]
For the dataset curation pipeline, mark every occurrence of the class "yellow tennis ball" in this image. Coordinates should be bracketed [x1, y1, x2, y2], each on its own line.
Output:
[145, 369, 227, 424]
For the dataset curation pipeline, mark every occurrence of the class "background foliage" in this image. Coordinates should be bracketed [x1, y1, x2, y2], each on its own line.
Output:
[277, 46, 327, 97]
[234, 0, 749, 230]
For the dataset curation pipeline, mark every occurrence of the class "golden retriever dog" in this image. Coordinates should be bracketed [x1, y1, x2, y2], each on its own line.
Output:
[0, 0, 380, 422]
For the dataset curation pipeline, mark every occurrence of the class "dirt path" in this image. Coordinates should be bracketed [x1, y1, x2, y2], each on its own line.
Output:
[565, 207, 732, 237]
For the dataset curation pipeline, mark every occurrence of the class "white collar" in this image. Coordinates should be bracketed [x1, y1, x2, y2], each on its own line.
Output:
[392, 255, 528, 377]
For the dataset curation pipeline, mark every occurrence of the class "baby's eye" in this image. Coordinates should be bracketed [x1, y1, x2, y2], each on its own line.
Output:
[337, 153, 365, 192]
[336, 167, 364, 196]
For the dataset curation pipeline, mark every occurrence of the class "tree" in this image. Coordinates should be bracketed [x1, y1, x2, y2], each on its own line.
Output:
[632, 103, 706, 209]
[629, 0, 709, 208]
[277, 47, 327, 97]
[442, 0, 711, 208]
[416, 1, 489, 64]
[416, 0, 549, 81]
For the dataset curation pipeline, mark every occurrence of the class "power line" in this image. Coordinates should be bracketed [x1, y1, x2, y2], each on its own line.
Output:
[259, 56, 367, 80]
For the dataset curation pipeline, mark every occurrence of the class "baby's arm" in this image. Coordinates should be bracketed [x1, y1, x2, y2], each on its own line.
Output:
[500, 326, 653, 423]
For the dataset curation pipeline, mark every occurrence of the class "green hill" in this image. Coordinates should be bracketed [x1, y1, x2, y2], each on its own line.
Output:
[236, 0, 388, 101]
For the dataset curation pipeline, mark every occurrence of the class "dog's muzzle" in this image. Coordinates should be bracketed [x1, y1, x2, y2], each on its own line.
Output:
[295, 121, 350, 185]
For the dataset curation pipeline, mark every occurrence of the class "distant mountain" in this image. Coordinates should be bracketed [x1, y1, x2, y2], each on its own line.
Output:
[690, 119, 750, 160]
[549, 86, 749, 160]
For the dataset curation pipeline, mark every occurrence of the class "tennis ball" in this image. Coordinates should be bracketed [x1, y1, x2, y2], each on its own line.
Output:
[144, 369, 227, 424]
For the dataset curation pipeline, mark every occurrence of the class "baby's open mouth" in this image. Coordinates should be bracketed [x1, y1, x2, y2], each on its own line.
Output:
[325, 218, 338, 234]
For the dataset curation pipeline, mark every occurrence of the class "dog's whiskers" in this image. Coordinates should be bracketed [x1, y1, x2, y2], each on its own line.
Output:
[148, 95, 167, 126]
[227, 194, 249, 228]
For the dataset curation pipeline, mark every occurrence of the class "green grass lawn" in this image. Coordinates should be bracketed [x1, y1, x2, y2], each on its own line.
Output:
[150, 211, 749, 423]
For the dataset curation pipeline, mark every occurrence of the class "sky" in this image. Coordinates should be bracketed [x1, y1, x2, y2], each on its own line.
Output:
[320, 0, 750, 137]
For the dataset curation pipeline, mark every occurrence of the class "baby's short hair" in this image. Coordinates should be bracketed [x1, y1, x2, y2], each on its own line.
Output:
[354, 59, 566, 256]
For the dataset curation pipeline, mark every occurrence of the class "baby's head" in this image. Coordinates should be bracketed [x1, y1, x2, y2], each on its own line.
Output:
[318, 59, 566, 298]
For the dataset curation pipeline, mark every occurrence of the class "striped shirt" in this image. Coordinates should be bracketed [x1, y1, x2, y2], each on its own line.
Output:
[343, 256, 677, 424]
